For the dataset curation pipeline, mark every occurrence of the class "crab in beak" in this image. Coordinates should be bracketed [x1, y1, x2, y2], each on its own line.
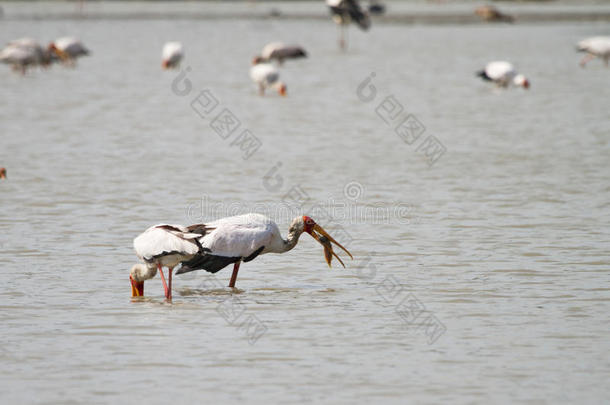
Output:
[303, 216, 353, 267]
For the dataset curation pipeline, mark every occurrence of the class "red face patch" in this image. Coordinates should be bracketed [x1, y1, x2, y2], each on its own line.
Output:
[302, 216, 315, 233]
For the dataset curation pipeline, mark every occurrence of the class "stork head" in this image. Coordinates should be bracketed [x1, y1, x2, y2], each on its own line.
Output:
[162, 59, 170, 69]
[514, 74, 530, 89]
[0, 167, 6, 179]
[48, 43, 68, 61]
[252, 56, 264, 65]
[301, 216, 353, 267]
[129, 263, 157, 297]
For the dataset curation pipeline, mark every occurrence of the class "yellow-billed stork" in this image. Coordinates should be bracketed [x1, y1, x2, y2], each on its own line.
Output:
[252, 42, 307, 65]
[175, 214, 353, 289]
[48, 37, 89, 65]
[577, 36, 610, 67]
[131, 224, 213, 300]
[326, 0, 371, 50]
[162, 41, 184, 69]
[1, 38, 52, 74]
[249, 63, 287, 96]
[477, 61, 530, 89]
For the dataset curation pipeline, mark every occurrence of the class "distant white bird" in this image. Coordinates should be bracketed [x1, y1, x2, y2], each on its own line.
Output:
[252, 42, 307, 65]
[131, 224, 213, 300]
[162, 41, 184, 69]
[176, 214, 353, 289]
[48, 37, 89, 65]
[477, 61, 530, 89]
[577, 36, 610, 67]
[250, 63, 287, 96]
[0, 38, 52, 74]
[326, 0, 371, 50]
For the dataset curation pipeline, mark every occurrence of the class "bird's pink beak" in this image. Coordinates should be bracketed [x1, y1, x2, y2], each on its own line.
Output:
[523, 79, 530, 89]
[130, 275, 145, 297]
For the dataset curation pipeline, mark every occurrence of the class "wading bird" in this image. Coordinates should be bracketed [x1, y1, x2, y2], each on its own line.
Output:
[477, 61, 530, 89]
[176, 214, 353, 289]
[252, 42, 307, 65]
[0, 38, 53, 74]
[577, 36, 610, 67]
[250, 63, 287, 96]
[474, 5, 514, 23]
[326, 0, 371, 50]
[48, 37, 89, 66]
[130, 224, 213, 300]
[162, 41, 184, 69]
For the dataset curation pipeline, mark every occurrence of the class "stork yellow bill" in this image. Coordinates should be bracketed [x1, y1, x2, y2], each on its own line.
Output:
[303, 217, 353, 267]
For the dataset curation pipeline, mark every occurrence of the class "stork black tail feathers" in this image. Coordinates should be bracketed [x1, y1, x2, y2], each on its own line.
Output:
[176, 253, 240, 275]
[477, 70, 492, 81]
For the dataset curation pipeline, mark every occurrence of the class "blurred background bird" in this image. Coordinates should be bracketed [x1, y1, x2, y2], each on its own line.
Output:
[162, 41, 184, 69]
[252, 42, 307, 65]
[577, 36, 610, 67]
[250, 62, 287, 96]
[477, 61, 530, 89]
[475, 5, 514, 23]
[326, 0, 371, 50]
[48, 37, 90, 66]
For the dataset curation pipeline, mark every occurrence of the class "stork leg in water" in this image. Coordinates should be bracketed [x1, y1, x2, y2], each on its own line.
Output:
[157, 263, 170, 299]
[580, 53, 595, 67]
[229, 261, 241, 288]
[339, 25, 347, 50]
[168, 267, 174, 300]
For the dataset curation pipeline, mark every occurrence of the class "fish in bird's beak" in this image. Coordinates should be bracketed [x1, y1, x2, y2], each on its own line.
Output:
[130, 275, 145, 297]
[303, 216, 353, 267]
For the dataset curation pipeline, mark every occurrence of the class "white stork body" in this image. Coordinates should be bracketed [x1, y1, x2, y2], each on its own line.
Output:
[0, 44, 37, 73]
[254, 42, 307, 65]
[49, 37, 89, 65]
[1, 38, 51, 73]
[162, 41, 184, 69]
[577, 36, 610, 67]
[249, 63, 286, 96]
[197, 213, 296, 257]
[477, 61, 529, 89]
[131, 223, 211, 299]
[176, 214, 353, 289]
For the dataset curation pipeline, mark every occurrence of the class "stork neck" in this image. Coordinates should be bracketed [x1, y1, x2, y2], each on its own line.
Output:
[278, 227, 304, 253]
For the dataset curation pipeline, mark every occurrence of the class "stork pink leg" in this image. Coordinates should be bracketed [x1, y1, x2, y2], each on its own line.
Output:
[157, 264, 169, 298]
[580, 53, 595, 67]
[229, 261, 241, 288]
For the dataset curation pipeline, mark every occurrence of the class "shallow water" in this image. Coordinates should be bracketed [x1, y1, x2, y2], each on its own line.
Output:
[1, 3, 610, 404]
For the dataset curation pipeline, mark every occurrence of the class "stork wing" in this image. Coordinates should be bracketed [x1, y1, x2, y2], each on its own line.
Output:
[269, 46, 307, 60]
[133, 224, 213, 262]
